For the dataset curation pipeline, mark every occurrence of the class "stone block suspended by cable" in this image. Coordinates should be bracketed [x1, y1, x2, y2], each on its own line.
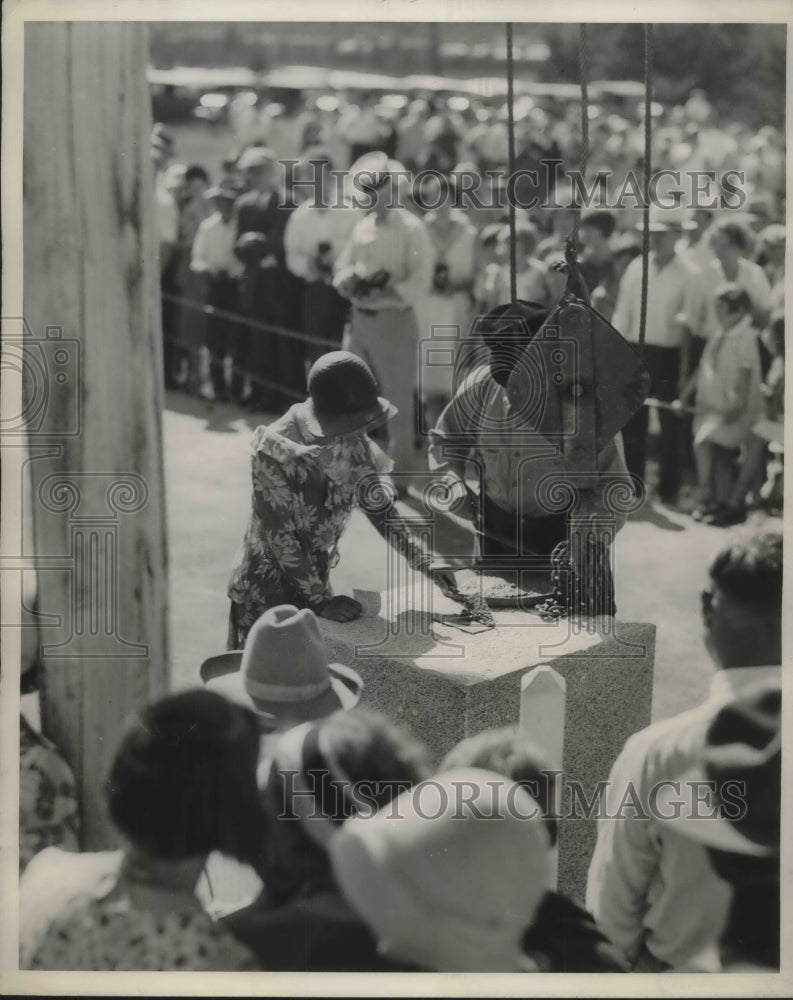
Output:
[505, 289, 651, 474]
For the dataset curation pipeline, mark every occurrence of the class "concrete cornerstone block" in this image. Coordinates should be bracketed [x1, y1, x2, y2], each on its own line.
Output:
[318, 586, 655, 903]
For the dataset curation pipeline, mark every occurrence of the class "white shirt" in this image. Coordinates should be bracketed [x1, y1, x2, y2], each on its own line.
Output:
[333, 209, 434, 311]
[586, 663, 781, 969]
[283, 203, 363, 281]
[612, 252, 709, 347]
[154, 173, 179, 246]
[190, 212, 244, 278]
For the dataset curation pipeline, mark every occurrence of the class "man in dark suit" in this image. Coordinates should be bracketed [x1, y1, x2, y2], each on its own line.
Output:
[235, 146, 303, 411]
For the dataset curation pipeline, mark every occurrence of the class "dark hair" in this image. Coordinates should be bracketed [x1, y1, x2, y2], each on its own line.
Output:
[440, 727, 559, 844]
[710, 219, 754, 255]
[261, 708, 431, 901]
[714, 282, 752, 316]
[185, 165, 209, 184]
[106, 689, 266, 864]
[709, 529, 783, 616]
[478, 222, 504, 249]
[579, 210, 617, 240]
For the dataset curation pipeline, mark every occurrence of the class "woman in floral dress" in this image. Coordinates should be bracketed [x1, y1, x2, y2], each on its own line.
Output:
[227, 352, 455, 647]
[20, 690, 267, 971]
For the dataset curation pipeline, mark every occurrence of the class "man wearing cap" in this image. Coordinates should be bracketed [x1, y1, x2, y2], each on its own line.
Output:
[191, 185, 245, 403]
[612, 204, 710, 506]
[235, 146, 302, 411]
[333, 153, 434, 478]
[283, 154, 362, 363]
[586, 527, 782, 971]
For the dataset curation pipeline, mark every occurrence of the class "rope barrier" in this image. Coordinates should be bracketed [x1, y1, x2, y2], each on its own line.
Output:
[505, 22, 517, 304]
[162, 291, 342, 353]
[163, 329, 307, 403]
[638, 24, 653, 352]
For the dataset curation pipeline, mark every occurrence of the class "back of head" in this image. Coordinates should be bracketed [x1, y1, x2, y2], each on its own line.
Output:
[107, 689, 265, 864]
[261, 708, 431, 901]
[441, 727, 558, 844]
[705, 528, 783, 668]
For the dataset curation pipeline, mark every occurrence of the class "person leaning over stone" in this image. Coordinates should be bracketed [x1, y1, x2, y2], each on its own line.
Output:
[585, 526, 782, 971]
[427, 300, 633, 564]
[227, 351, 455, 646]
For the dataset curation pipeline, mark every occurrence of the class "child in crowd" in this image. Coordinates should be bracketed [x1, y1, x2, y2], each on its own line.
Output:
[724, 309, 785, 516]
[681, 284, 763, 526]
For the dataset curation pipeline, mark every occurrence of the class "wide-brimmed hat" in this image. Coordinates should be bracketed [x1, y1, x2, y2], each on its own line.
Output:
[295, 351, 397, 441]
[639, 203, 697, 232]
[655, 682, 781, 856]
[329, 768, 552, 971]
[201, 605, 363, 729]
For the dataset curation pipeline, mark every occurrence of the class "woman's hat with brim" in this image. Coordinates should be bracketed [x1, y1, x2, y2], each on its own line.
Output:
[200, 605, 363, 730]
[329, 768, 552, 971]
[296, 350, 397, 441]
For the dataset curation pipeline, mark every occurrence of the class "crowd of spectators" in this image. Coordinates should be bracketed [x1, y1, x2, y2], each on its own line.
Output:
[151, 82, 784, 525]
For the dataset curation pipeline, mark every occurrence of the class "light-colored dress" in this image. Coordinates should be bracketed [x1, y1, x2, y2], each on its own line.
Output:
[20, 848, 259, 971]
[415, 211, 477, 398]
[694, 314, 763, 449]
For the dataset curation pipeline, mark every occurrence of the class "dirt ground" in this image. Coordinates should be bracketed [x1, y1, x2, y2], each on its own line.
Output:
[164, 390, 778, 725]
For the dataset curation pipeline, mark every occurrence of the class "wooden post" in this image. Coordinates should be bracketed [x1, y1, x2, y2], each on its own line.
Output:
[22, 22, 169, 849]
[520, 665, 566, 887]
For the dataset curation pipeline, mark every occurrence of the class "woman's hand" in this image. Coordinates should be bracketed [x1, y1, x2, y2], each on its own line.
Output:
[431, 567, 459, 598]
[317, 595, 363, 623]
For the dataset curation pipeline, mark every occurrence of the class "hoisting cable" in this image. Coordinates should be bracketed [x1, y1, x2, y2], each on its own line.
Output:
[638, 24, 654, 352]
[570, 23, 590, 253]
[505, 22, 517, 304]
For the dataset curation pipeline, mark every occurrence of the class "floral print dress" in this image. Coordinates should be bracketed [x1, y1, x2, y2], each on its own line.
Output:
[19, 715, 80, 873]
[20, 848, 259, 971]
[227, 406, 394, 647]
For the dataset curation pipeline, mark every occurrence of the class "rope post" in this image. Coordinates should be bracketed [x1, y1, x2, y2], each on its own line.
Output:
[638, 24, 654, 353]
[505, 22, 517, 304]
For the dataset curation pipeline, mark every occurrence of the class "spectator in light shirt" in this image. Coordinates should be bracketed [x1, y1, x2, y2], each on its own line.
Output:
[284, 153, 362, 364]
[611, 205, 709, 506]
[586, 527, 782, 971]
[191, 186, 244, 404]
[334, 154, 434, 479]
